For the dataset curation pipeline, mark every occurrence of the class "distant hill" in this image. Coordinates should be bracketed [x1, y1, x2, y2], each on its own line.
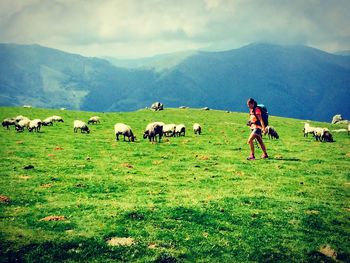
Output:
[0, 43, 349, 121]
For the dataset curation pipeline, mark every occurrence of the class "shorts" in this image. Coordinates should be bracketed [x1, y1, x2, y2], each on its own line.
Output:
[251, 128, 262, 136]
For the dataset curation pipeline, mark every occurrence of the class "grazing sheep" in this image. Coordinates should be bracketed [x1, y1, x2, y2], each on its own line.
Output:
[303, 123, 316, 137]
[14, 115, 28, 122]
[15, 118, 31, 132]
[163, 124, 176, 137]
[114, 123, 135, 142]
[193, 123, 201, 135]
[28, 119, 42, 132]
[73, 120, 90, 133]
[151, 102, 164, 111]
[175, 124, 186, 136]
[42, 117, 54, 126]
[264, 126, 279, 139]
[313, 127, 324, 141]
[2, 118, 16, 129]
[52, 116, 64, 122]
[322, 130, 334, 142]
[143, 122, 163, 142]
[88, 116, 100, 124]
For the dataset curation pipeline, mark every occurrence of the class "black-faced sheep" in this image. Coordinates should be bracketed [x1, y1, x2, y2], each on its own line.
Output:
[193, 123, 201, 135]
[28, 119, 42, 132]
[151, 102, 164, 111]
[264, 126, 279, 139]
[2, 118, 16, 129]
[88, 116, 100, 124]
[114, 123, 135, 142]
[175, 124, 186, 136]
[73, 120, 90, 133]
[143, 122, 163, 142]
[42, 117, 54, 126]
[163, 124, 176, 137]
[52, 116, 64, 122]
[15, 118, 31, 132]
[321, 130, 334, 142]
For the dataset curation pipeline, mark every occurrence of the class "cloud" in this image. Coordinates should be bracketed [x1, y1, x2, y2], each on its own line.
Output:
[0, 0, 349, 58]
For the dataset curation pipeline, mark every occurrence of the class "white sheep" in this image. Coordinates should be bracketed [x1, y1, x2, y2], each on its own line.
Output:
[51, 116, 64, 122]
[28, 119, 42, 132]
[42, 117, 54, 126]
[175, 124, 186, 136]
[15, 118, 31, 132]
[114, 123, 135, 142]
[163, 124, 176, 137]
[348, 123, 350, 135]
[2, 118, 16, 129]
[193, 123, 201, 135]
[143, 122, 163, 142]
[303, 123, 316, 137]
[88, 116, 100, 124]
[73, 120, 90, 133]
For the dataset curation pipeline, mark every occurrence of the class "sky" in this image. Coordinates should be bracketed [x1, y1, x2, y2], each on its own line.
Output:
[0, 0, 349, 58]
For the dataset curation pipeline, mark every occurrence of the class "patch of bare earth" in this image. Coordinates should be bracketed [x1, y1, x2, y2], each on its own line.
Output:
[0, 195, 11, 203]
[319, 245, 337, 259]
[107, 237, 135, 247]
[39, 216, 66, 221]
[121, 163, 133, 168]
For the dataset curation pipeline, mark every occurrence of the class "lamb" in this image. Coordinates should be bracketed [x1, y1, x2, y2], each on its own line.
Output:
[51, 116, 64, 122]
[264, 126, 279, 139]
[163, 124, 176, 137]
[88, 116, 100, 124]
[15, 118, 31, 132]
[193, 123, 201, 135]
[2, 118, 16, 129]
[143, 122, 163, 142]
[28, 119, 42, 132]
[114, 123, 135, 142]
[313, 127, 324, 141]
[303, 123, 316, 137]
[175, 124, 186, 136]
[73, 120, 90, 133]
[42, 117, 54, 126]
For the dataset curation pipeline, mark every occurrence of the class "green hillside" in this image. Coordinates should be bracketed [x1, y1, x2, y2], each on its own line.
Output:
[0, 106, 349, 262]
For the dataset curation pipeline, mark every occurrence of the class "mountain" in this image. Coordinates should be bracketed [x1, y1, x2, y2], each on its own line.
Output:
[0, 43, 350, 121]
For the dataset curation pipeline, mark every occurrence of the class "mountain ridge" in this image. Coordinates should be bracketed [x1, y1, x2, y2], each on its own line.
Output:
[0, 43, 349, 121]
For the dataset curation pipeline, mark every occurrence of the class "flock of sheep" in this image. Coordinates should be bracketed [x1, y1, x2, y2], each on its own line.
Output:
[1, 114, 202, 142]
[2, 113, 349, 144]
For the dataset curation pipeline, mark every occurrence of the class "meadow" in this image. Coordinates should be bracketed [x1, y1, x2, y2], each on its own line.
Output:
[0, 106, 349, 262]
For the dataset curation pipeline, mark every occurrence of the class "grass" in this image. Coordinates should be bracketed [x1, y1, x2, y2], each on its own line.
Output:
[0, 106, 349, 262]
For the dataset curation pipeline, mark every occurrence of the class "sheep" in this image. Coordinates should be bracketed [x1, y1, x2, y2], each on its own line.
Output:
[163, 124, 176, 137]
[73, 120, 90, 133]
[42, 117, 54, 126]
[322, 130, 334, 142]
[193, 123, 201, 135]
[2, 118, 16, 129]
[175, 124, 186, 136]
[15, 118, 31, 132]
[313, 127, 324, 141]
[348, 123, 350, 135]
[264, 126, 279, 139]
[51, 116, 64, 122]
[88, 116, 100, 124]
[303, 123, 316, 137]
[151, 102, 164, 111]
[28, 119, 42, 132]
[143, 122, 163, 142]
[114, 123, 135, 142]
[14, 115, 28, 122]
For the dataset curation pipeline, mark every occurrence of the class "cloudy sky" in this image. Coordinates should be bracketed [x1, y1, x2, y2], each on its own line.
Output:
[0, 0, 349, 58]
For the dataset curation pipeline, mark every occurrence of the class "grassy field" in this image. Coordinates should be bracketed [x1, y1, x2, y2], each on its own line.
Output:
[0, 106, 349, 262]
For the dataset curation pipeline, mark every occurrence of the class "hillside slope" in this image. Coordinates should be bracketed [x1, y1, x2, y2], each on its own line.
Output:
[0, 106, 349, 262]
[0, 43, 350, 121]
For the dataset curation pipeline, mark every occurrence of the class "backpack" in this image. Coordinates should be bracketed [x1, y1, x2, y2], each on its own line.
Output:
[254, 104, 269, 126]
